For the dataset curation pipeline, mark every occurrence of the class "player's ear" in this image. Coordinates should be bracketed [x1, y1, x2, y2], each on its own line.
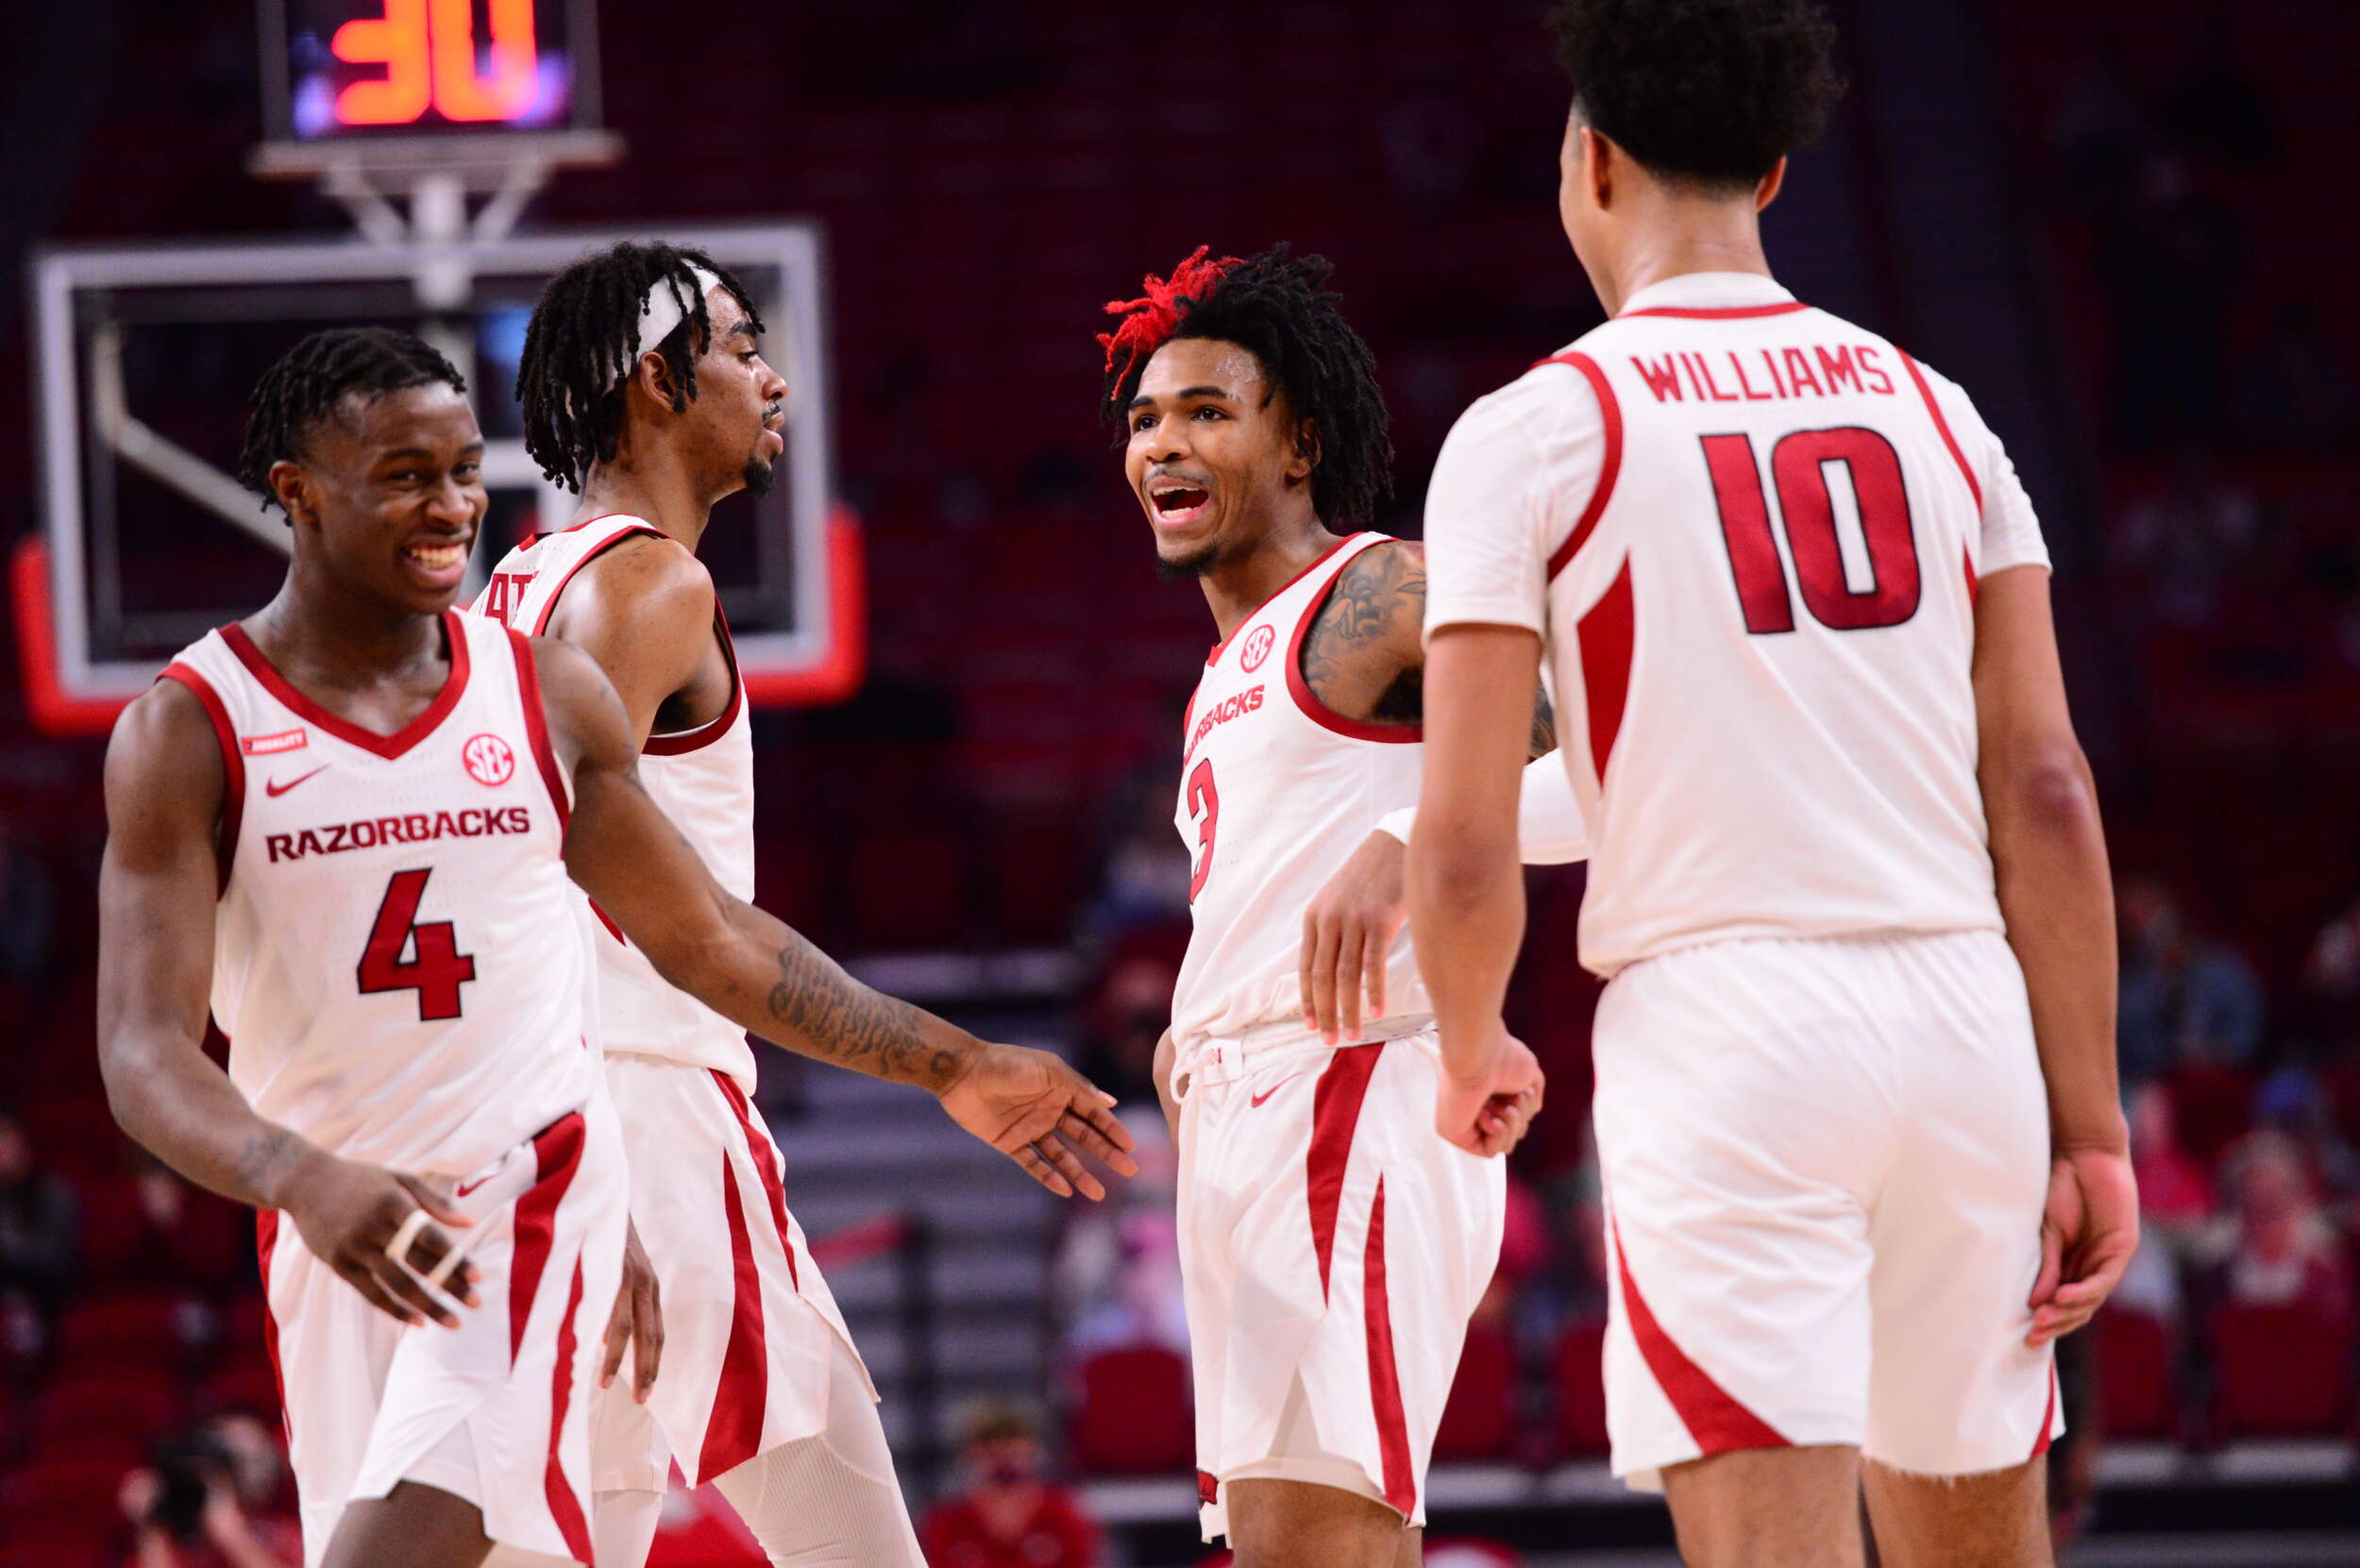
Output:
[1755, 157, 1788, 213]
[1291, 418, 1321, 480]
[267, 462, 313, 530]
[1581, 125, 1615, 211]
[634, 349, 680, 412]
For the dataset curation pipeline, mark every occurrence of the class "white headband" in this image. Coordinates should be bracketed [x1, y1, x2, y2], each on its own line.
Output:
[615, 263, 723, 387]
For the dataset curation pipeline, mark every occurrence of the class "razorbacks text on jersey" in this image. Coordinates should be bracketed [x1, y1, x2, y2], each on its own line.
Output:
[472, 514, 758, 1087]
[161, 611, 595, 1177]
[1170, 531, 1430, 1058]
[1424, 272, 2050, 975]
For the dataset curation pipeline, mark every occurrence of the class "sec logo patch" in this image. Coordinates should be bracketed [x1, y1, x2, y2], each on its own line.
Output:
[462, 733, 516, 787]
[1239, 623, 1276, 672]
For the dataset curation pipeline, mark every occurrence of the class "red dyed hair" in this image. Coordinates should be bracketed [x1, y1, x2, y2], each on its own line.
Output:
[1097, 245, 1244, 393]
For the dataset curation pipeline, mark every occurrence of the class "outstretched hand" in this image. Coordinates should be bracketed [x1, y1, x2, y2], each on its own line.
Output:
[2028, 1143, 2139, 1346]
[1303, 830, 1409, 1044]
[939, 1043, 1141, 1200]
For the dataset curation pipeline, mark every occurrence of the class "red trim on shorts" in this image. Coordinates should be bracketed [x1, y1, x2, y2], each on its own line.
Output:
[159, 663, 243, 892]
[505, 628, 570, 837]
[1611, 1215, 1788, 1456]
[2031, 1360, 2059, 1459]
[1541, 354, 1624, 582]
[1576, 558, 1636, 785]
[527, 523, 668, 636]
[1897, 350, 1983, 514]
[1205, 533, 1361, 667]
[1197, 1469, 1221, 1506]
[1618, 301, 1811, 320]
[643, 603, 744, 756]
[1363, 1176, 1417, 1517]
[253, 1211, 288, 1440]
[543, 1256, 593, 1564]
[510, 1113, 587, 1364]
[714, 1071, 802, 1290]
[219, 614, 472, 760]
[699, 1148, 769, 1482]
[1307, 1042, 1387, 1301]
[1284, 539, 1423, 744]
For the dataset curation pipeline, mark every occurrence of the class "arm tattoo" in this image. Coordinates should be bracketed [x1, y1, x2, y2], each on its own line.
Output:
[235, 1127, 303, 1205]
[1530, 685, 1558, 758]
[1299, 543, 1426, 728]
[759, 924, 963, 1091]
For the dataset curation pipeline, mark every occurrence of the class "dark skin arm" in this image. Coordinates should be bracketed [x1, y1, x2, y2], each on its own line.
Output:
[531, 636, 1138, 1198]
[543, 532, 735, 745]
[1296, 541, 1556, 1059]
[98, 683, 480, 1328]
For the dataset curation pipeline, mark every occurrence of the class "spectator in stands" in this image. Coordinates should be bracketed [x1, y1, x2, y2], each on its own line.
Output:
[116, 1411, 299, 1568]
[2204, 1130, 2353, 1323]
[2116, 876, 2265, 1086]
[2110, 449, 2262, 632]
[919, 1402, 1101, 1568]
[0, 1109, 78, 1381]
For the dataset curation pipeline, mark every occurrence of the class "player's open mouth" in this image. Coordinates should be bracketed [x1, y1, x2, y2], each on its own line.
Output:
[1151, 484, 1210, 527]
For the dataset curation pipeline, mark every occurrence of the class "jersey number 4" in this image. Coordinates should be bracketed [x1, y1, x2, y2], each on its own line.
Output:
[1702, 427, 1920, 634]
[358, 868, 478, 1020]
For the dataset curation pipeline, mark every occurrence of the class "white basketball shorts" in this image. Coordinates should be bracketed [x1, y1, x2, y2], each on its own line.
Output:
[1592, 929, 2063, 1490]
[1176, 1023, 1507, 1542]
[589, 1054, 877, 1495]
[259, 1093, 628, 1566]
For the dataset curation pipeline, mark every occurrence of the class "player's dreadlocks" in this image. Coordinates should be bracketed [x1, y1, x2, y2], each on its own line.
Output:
[1548, 0, 1843, 191]
[1098, 244, 1394, 528]
[237, 327, 466, 515]
[516, 240, 764, 491]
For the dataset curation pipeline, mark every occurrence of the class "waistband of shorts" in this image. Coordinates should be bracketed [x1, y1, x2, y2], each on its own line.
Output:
[1177, 1013, 1433, 1089]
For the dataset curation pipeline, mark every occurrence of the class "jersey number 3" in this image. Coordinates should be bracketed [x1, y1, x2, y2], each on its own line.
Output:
[358, 868, 478, 1020]
[1702, 427, 1920, 635]
[1186, 759, 1219, 903]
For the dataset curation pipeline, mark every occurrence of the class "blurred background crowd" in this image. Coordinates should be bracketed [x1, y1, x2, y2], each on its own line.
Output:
[0, 0, 2354, 1562]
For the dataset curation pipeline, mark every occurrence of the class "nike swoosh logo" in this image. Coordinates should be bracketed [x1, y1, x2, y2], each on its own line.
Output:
[264, 766, 329, 798]
[1250, 1072, 1308, 1108]
[454, 1174, 491, 1198]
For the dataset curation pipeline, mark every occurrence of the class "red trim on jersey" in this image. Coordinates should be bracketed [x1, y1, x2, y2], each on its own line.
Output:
[2031, 1360, 2059, 1459]
[1576, 559, 1637, 786]
[527, 523, 669, 636]
[700, 1148, 769, 1482]
[159, 662, 244, 893]
[1205, 533, 1363, 667]
[509, 1113, 586, 1365]
[218, 613, 472, 761]
[1612, 1214, 1788, 1456]
[1363, 1175, 1417, 1517]
[1283, 539, 1424, 744]
[1307, 1041, 1387, 1300]
[1618, 301, 1811, 320]
[714, 1070, 802, 1290]
[1897, 350, 1983, 514]
[543, 1256, 593, 1564]
[505, 628, 571, 838]
[1197, 1469, 1221, 1506]
[253, 1211, 289, 1442]
[1541, 354, 1625, 582]
[1964, 548, 1980, 606]
[644, 603, 744, 756]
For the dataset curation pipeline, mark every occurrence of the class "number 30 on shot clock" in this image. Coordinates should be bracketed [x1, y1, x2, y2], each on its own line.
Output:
[260, 0, 602, 143]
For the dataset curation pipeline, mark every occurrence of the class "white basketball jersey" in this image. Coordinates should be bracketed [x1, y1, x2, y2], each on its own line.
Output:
[470, 514, 759, 1087]
[162, 612, 596, 1178]
[1424, 272, 2051, 978]
[1171, 532, 1429, 1055]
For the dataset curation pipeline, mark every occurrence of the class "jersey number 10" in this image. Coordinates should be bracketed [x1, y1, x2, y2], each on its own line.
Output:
[1701, 427, 1921, 635]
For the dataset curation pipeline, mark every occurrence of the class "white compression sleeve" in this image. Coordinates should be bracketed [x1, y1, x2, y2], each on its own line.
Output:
[1374, 753, 1588, 864]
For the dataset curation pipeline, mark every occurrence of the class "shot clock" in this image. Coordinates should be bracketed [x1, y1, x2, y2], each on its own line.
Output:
[257, 0, 605, 152]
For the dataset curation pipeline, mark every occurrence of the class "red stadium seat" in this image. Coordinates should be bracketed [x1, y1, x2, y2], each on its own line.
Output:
[59, 1291, 182, 1369]
[1553, 1319, 1610, 1458]
[2094, 1306, 2176, 1439]
[2211, 1302, 2357, 1437]
[2165, 1065, 2256, 1169]
[1068, 1344, 1192, 1475]
[1432, 1320, 1517, 1460]
[28, 1372, 176, 1465]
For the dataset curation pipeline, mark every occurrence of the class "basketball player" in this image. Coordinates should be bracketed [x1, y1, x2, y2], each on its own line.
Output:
[1408, 3, 2135, 1564]
[97, 329, 1135, 1568]
[470, 240, 931, 1566]
[1100, 245, 1581, 1568]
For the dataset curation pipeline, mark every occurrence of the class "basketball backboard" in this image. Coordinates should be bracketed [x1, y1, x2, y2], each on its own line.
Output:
[16, 223, 861, 735]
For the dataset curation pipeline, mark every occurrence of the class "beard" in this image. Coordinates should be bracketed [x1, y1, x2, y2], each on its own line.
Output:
[740, 451, 778, 497]
[1155, 540, 1220, 582]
